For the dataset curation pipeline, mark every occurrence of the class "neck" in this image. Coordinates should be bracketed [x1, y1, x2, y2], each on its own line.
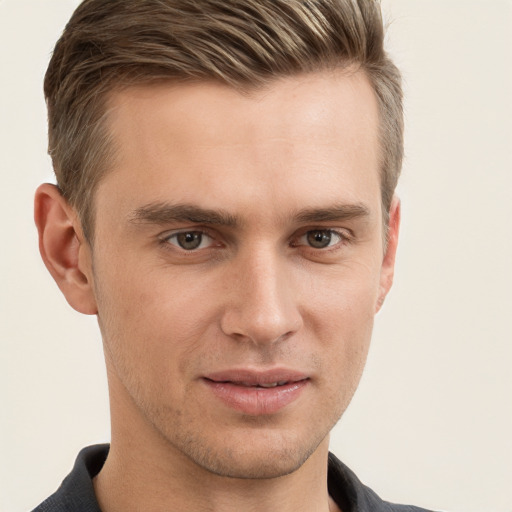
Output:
[94, 440, 338, 512]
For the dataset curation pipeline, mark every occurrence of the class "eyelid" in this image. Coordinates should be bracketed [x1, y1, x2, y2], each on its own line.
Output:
[157, 226, 352, 254]
[160, 228, 217, 250]
[292, 228, 353, 249]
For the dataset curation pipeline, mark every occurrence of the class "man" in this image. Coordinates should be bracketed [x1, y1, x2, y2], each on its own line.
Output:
[32, 0, 432, 511]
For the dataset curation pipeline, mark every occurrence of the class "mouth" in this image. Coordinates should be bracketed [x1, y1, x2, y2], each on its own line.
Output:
[205, 379, 305, 388]
[222, 380, 294, 388]
[202, 369, 309, 415]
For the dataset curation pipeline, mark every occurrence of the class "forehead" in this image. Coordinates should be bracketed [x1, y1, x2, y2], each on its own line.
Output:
[107, 70, 379, 154]
[98, 70, 381, 223]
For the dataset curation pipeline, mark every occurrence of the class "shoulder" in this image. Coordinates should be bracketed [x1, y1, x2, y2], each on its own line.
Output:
[31, 445, 108, 512]
[328, 452, 438, 512]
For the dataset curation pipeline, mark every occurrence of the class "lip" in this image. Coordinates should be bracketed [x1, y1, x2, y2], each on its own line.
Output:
[202, 368, 309, 416]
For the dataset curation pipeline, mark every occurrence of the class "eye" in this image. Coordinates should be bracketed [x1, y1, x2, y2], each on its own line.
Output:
[165, 231, 213, 251]
[300, 229, 343, 249]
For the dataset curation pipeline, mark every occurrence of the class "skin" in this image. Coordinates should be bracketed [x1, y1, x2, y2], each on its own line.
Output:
[35, 69, 400, 512]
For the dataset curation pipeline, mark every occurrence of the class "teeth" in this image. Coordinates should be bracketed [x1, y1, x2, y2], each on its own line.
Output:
[259, 381, 289, 388]
[236, 381, 290, 388]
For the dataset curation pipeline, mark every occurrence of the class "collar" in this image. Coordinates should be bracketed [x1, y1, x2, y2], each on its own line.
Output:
[33, 444, 434, 512]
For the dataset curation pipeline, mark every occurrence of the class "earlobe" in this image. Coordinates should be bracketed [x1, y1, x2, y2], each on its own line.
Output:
[34, 183, 98, 315]
[376, 196, 401, 313]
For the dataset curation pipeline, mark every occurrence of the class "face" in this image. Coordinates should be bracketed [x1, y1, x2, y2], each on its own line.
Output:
[86, 70, 398, 479]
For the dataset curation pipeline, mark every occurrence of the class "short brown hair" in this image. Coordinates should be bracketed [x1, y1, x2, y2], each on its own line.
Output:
[45, 0, 403, 240]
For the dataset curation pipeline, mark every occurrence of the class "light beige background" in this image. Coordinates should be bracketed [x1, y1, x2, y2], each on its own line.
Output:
[1, 1, 511, 511]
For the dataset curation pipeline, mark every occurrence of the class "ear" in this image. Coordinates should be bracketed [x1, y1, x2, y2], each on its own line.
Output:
[376, 196, 401, 313]
[34, 183, 98, 315]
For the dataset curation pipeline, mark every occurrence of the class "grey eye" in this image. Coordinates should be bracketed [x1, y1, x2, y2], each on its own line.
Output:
[174, 232, 204, 250]
[306, 230, 336, 248]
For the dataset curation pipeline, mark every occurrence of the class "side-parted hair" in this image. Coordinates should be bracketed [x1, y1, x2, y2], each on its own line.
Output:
[45, 0, 403, 240]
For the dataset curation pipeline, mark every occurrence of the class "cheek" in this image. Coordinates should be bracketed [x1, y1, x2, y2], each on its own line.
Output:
[303, 264, 378, 401]
[303, 257, 380, 334]
[94, 261, 223, 383]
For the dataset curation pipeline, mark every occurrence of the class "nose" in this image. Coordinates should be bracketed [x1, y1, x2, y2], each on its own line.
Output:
[220, 248, 303, 346]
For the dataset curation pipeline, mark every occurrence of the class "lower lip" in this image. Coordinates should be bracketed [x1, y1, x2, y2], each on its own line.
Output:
[203, 379, 308, 415]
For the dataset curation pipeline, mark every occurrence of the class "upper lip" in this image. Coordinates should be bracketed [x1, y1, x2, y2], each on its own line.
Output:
[203, 368, 309, 386]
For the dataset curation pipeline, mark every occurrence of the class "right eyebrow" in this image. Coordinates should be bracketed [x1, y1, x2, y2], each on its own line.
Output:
[128, 202, 240, 227]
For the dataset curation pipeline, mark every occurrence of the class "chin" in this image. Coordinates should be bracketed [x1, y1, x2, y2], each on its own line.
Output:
[167, 423, 329, 480]
[187, 443, 315, 480]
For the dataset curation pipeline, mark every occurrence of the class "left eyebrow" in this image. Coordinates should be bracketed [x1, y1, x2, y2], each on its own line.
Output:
[293, 203, 371, 223]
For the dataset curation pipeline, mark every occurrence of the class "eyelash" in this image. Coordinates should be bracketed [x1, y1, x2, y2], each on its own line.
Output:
[161, 230, 217, 252]
[292, 229, 350, 251]
[160, 228, 352, 253]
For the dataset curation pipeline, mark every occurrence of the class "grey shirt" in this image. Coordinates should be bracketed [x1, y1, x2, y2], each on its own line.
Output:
[32, 445, 435, 512]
